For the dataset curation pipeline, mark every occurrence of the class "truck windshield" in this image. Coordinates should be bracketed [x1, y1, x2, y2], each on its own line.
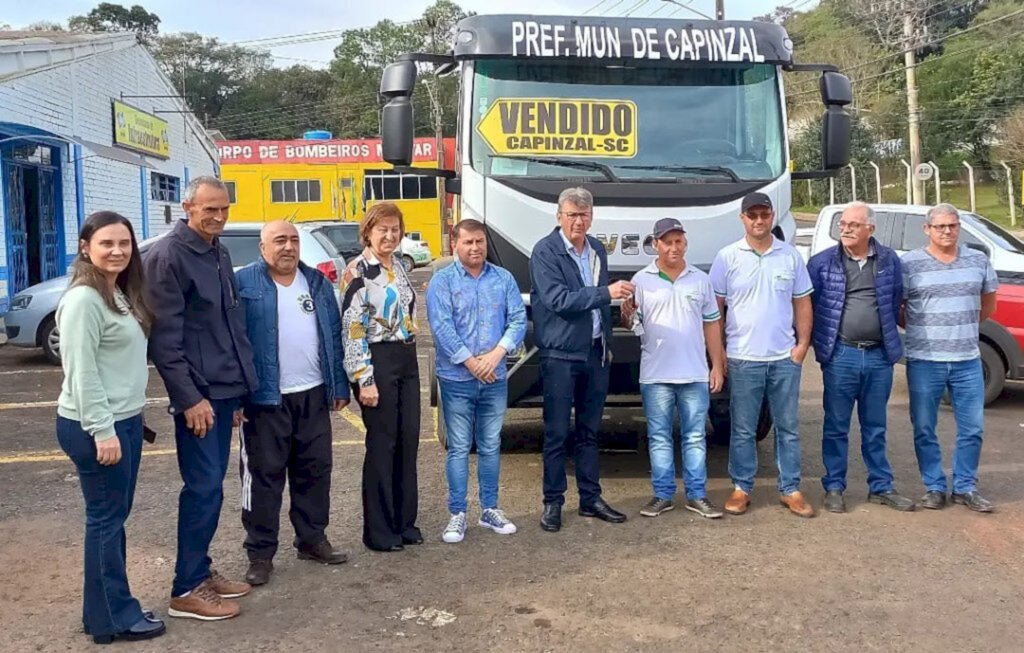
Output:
[470, 60, 785, 182]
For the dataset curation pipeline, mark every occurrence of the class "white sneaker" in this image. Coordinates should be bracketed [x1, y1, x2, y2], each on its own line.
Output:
[442, 512, 467, 543]
[479, 508, 517, 535]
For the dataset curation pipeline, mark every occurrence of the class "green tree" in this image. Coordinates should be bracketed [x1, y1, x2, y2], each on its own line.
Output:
[217, 66, 336, 139]
[69, 3, 160, 43]
[917, 0, 1024, 167]
[151, 33, 273, 125]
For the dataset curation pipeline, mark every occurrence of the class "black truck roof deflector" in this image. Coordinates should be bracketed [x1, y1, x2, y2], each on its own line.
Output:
[451, 14, 793, 65]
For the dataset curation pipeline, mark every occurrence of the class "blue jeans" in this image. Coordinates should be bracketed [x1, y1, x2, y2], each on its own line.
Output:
[821, 344, 896, 494]
[57, 414, 145, 638]
[439, 378, 508, 514]
[172, 397, 240, 597]
[728, 357, 803, 495]
[907, 358, 985, 494]
[640, 382, 710, 500]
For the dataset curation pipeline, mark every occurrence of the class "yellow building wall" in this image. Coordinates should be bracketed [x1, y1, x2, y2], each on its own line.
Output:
[221, 162, 444, 258]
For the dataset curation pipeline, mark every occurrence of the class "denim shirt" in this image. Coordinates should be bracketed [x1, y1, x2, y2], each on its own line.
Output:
[426, 259, 527, 383]
[559, 228, 602, 338]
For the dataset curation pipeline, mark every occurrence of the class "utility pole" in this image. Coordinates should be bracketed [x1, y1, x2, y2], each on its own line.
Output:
[715, 0, 724, 20]
[904, 10, 924, 204]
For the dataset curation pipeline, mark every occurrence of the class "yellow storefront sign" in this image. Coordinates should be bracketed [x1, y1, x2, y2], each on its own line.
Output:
[476, 98, 637, 158]
[112, 100, 170, 159]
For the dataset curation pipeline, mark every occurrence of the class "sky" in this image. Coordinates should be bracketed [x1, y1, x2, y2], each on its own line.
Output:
[3, 0, 809, 66]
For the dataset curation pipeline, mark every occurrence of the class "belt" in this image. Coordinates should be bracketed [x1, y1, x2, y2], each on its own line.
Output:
[839, 338, 881, 350]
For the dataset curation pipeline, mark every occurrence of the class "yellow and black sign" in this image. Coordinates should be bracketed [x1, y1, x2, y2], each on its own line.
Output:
[476, 98, 637, 158]
[112, 100, 170, 159]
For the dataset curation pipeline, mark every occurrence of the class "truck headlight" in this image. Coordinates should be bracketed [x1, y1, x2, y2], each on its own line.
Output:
[9, 295, 32, 310]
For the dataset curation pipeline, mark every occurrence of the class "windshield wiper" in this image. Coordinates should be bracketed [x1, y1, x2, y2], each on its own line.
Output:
[489, 155, 620, 182]
[617, 164, 741, 182]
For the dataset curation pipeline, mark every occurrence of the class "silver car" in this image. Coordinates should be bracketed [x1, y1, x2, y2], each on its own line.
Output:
[2, 223, 344, 365]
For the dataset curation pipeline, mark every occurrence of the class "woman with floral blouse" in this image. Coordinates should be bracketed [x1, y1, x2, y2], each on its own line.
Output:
[341, 201, 422, 552]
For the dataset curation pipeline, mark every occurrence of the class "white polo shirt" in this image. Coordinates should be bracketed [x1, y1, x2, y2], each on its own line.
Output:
[709, 236, 812, 361]
[630, 262, 721, 384]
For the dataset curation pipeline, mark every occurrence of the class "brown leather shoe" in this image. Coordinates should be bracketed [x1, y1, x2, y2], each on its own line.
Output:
[724, 489, 751, 515]
[780, 491, 816, 518]
[205, 569, 251, 599]
[168, 583, 240, 621]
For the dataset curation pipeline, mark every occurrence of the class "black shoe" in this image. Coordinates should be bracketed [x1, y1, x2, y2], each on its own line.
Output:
[92, 616, 166, 645]
[401, 529, 424, 545]
[245, 559, 274, 585]
[579, 498, 627, 523]
[639, 496, 674, 517]
[919, 491, 947, 510]
[868, 490, 916, 512]
[685, 497, 724, 519]
[823, 490, 846, 514]
[951, 491, 995, 513]
[298, 539, 349, 564]
[366, 542, 405, 552]
[540, 504, 562, 532]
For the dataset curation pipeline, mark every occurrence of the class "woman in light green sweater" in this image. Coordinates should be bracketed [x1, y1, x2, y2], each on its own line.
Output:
[56, 211, 164, 645]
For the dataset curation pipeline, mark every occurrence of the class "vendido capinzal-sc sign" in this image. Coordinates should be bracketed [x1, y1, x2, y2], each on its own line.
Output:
[476, 99, 637, 158]
[112, 100, 170, 159]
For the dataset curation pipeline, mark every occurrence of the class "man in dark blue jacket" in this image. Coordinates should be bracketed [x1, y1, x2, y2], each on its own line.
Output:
[529, 187, 635, 532]
[146, 176, 257, 620]
[807, 202, 915, 514]
[235, 221, 350, 586]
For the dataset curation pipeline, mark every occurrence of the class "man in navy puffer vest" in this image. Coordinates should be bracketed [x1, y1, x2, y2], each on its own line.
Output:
[807, 202, 915, 514]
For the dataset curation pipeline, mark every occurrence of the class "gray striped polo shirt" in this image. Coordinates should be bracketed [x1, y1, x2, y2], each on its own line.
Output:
[902, 246, 998, 362]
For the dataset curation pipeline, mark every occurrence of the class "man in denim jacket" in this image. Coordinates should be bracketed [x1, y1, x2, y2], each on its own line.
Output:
[235, 221, 350, 587]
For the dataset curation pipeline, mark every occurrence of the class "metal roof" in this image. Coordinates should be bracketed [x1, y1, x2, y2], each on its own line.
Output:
[0, 31, 136, 81]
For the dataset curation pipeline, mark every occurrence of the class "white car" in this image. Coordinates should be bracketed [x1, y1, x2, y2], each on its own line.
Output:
[808, 203, 1024, 274]
[3, 223, 343, 365]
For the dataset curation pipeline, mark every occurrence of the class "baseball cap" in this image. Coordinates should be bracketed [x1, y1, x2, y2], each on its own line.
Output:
[741, 192, 773, 213]
[652, 217, 686, 239]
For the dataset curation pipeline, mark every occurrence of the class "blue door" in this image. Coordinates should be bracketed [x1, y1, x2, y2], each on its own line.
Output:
[3, 153, 63, 296]
[2, 161, 29, 296]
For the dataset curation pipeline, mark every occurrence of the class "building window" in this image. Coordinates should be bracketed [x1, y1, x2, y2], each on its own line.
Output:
[225, 181, 237, 204]
[363, 169, 439, 202]
[270, 179, 321, 203]
[150, 173, 180, 202]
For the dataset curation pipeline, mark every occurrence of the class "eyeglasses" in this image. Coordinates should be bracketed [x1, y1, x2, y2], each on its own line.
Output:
[560, 211, 592, 222]
[838, 221, 870, 231]
[928, 222, 960, 232]
[743, 211, 773, 222]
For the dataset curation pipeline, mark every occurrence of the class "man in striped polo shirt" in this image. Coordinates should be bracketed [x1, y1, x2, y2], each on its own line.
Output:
[902, 203, 999, 512]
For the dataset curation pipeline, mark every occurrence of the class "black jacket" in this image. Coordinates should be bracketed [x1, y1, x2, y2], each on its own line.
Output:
[144, 220, 257, 414]
[529, 228, 613, 362]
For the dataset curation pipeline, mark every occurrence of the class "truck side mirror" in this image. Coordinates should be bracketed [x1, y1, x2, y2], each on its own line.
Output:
[822, 106, 851, 170]
[965, 242, 991, 258]
[380, 61, 417, 97]
[381, 97, 414, 166]
[820, 71, 852, 107]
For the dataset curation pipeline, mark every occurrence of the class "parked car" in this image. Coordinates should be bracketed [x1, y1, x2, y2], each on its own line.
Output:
[3, 222, 343, 365]
[810, 203, 1024, 403]
[306, 220, 433, 272]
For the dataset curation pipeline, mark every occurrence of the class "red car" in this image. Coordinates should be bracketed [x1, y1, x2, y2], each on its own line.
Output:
[982, 281, 1024, 403]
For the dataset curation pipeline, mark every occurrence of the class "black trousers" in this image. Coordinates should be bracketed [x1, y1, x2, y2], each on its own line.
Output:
[240, 385, 333, 561]
[540, 341, 609, 507]
[359, 342, 421, 550]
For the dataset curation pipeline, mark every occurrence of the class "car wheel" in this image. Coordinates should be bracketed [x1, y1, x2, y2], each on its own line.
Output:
[980, 341, 1006, 405]
[401, 254, 415, 272]
[41, 316, 61, 366]
[706, 396, 772, 445]
[427, 352, 447, 449]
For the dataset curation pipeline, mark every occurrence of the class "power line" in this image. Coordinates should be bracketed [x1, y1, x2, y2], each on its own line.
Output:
[621, 0, 652, 17]
[788, 9, 1024, 99]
